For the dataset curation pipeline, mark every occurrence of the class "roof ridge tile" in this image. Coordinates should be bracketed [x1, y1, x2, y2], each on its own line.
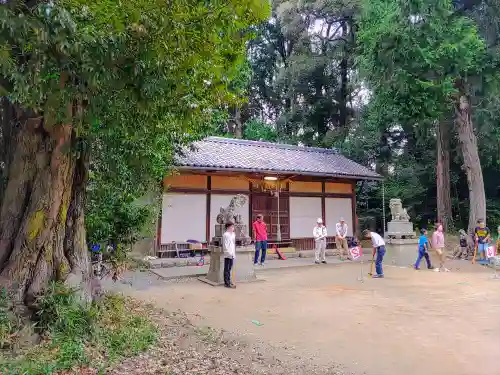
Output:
[205, 136, 339, 154]
[174, 137, 382, 180]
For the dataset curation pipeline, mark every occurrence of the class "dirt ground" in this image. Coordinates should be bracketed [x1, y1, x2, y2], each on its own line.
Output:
[124, 260, 500, 375]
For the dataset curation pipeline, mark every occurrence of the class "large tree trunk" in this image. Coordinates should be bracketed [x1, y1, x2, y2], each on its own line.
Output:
[338, 22, 350, 141]
[436, 119, 454, 231]
[0, 100, 91, 306]
[454, 83, 486, 246]
[231, 107, 243, 139]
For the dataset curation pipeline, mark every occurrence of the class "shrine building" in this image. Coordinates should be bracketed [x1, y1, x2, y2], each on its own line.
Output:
[157, 137, 381, 256]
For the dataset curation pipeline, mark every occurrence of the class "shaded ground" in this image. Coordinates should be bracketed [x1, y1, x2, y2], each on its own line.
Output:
[107, 305, 348, 375]
[108, 260, 500, 375]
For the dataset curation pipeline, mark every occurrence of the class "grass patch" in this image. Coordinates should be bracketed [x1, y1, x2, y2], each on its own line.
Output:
[0, 283, 158, 374]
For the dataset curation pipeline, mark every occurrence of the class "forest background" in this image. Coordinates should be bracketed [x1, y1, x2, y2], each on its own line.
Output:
[206, 0, 500, 237]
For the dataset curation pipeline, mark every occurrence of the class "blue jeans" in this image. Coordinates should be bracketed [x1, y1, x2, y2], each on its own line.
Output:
[478, 243, 488, 262]
[414, 249, 432, 269]
[375, 246, 386, 275]
[254, 241, 267, 264]
[223, 257, 234, 286]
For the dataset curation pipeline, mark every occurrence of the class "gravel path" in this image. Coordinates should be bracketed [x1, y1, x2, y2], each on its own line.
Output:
[103, 260, 499, 375]
[106, 302, 354, 375]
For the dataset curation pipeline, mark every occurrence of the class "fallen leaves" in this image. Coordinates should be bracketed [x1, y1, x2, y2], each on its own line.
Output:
[105, 301, 348, 375]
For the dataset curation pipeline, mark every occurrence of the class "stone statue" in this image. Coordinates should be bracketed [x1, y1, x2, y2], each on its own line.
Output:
[216, 194, 247, 225]
[400, 208, 410, 221]
[389, 198, 410, 221]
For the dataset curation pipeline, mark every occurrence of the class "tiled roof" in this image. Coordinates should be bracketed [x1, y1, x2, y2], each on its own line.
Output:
[175, 137, 382, 180]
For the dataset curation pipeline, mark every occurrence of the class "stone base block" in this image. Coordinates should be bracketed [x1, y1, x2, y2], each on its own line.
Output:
[385, 239, 419, 267]
[299, 250, 338, 258]
[489, 256, 500, 268]
[387, 221, 416, 239]
[199, 245, 260, 286]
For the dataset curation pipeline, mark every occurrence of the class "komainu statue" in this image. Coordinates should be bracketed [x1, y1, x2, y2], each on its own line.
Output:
[389, 198, 410, 221]
[216, 194, 247, 225]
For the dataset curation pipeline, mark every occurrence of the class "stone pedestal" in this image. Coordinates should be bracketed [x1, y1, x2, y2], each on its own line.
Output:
[385, 238, 419, 267]
[199, 245, 260, 286]
[387, 221, 415, 239]
[489, 256, 500, 268]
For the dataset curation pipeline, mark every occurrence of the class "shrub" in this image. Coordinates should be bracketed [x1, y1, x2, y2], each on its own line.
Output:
[0, 283, 158, 374]
[0, 289, 21, 350]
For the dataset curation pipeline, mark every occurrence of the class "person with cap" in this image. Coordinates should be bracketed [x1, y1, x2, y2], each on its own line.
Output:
[313, 218, 328, 264]
[363, 229, 386, 278]
[335, 217, 349, 260]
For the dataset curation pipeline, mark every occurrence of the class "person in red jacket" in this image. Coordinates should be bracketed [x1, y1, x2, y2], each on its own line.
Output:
[253, 214, 268, 266]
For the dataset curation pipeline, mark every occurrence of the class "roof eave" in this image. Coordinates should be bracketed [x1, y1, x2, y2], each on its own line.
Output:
[175, 165, 383, 181]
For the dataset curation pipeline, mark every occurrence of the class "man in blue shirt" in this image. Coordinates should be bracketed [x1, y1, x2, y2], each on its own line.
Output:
[414, 228, 433, 270]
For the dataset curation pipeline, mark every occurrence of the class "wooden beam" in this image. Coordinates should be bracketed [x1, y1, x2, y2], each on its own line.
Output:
[167, 187, 249, 195]
[289, 191, 352, 198]
[171, 168, 366, 184]
[206, 176, 211, 242]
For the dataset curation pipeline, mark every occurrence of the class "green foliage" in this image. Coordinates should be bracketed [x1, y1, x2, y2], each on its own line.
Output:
[36, 283, 97, 338]
[486, 199, 500, 230]
[236, 0, 500, 233]
[243, 119, 277, 141]
[86, 182, 156, 245]
[0, 284, 157, 374]
[0, 289, 21, 350]
[0, 0, 270, 254]
[246, 0, 358, 145]
[357, 0, 486, 124]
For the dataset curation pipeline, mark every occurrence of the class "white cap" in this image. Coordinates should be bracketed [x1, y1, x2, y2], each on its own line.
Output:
[340, 217, 345, 221]
[317, 218, 323, 224]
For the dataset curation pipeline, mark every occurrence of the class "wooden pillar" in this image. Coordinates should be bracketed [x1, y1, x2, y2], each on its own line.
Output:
[156, 210, 162, 252]
[248, 181, 253, 238]
[321, 181, 326, 224]
[206, 176, 211, 243]
[286, 182, 291, 239]
[351, 182, 357, 236]
[156, 181, 164, 251]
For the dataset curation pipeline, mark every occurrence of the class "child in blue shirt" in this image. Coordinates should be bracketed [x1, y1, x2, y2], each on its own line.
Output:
[414, 228, 433, 270]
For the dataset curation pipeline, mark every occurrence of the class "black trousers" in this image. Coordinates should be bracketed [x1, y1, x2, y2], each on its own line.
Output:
[224, 257, 233, 286]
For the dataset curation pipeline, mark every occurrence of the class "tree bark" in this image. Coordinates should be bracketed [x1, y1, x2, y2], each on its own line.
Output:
[454, 83, 486, 246]
[436, 119, 454, 231]
[338, 22, 350, 141]
[230, 107, 243, 139]
[0, 101, 91, 306]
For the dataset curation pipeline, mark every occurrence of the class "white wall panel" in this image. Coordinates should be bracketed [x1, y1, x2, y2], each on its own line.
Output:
[289, 197, 322, 238]
[161, 193, 206, 243]
[210, 194, 249, 239]
[325, 198, 353, 236]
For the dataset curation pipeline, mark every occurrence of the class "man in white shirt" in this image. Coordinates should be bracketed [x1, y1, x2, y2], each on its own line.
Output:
[313, 218, 328, 264]
[335, 218, 349, 260]
[363, 229, 386, 278]
[223, 223, 236, 288]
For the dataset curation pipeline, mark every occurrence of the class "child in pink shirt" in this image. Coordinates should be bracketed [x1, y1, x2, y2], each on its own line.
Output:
[431, 223, 448, 272]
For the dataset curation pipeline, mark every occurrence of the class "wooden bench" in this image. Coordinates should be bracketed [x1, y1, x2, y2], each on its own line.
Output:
[157, 242, 208, 258]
